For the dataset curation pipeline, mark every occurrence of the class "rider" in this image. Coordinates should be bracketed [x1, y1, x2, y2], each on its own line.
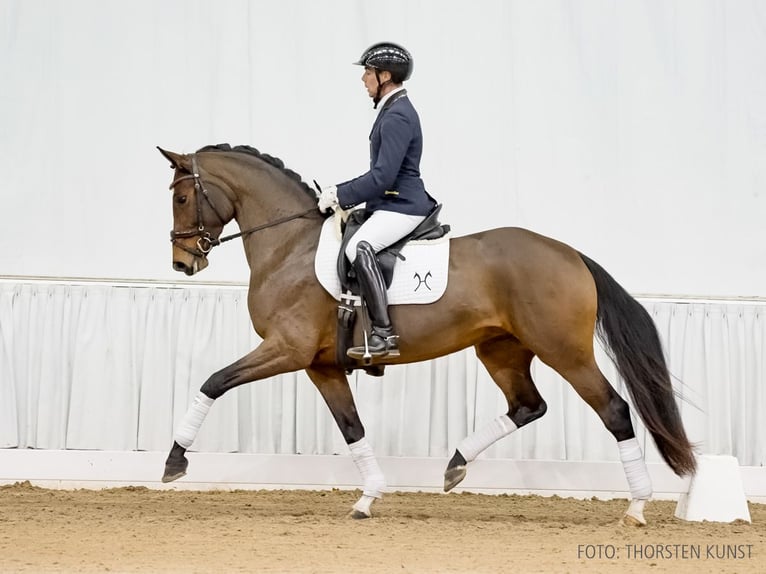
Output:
[317, 42, 437, 360]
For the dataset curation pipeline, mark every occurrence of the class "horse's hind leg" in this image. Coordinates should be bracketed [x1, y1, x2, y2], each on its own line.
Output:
[444, 336, 546, 492]
[552, 358, 652, 526]
[306, 365, 385, 519]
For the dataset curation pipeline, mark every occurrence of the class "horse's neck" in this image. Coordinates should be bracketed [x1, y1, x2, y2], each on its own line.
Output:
[231, 178, 319, 276]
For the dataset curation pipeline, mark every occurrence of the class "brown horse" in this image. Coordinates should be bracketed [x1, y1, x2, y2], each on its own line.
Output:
[158, 144, 695, 525]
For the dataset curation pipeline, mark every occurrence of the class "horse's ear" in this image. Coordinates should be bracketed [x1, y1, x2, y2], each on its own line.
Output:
[157, 146, 189, 171]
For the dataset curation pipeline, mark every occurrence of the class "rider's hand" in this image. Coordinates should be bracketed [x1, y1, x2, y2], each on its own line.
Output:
[317, 185, 339, 213]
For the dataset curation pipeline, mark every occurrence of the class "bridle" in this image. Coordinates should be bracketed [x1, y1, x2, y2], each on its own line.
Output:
[169, 154, 317, 258]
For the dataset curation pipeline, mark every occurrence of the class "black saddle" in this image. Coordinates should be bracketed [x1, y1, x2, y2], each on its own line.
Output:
[336, 204, 450, 291]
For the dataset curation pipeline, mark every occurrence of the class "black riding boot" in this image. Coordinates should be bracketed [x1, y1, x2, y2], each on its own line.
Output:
[347, 241, 400, 360]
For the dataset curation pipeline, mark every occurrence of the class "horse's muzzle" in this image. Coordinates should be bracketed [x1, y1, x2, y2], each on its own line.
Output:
[173, 261, 194, 275]
[172, 246, 208, 276]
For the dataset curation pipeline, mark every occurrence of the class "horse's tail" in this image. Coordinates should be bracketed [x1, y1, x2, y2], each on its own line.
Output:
[578, 253, 696, 476]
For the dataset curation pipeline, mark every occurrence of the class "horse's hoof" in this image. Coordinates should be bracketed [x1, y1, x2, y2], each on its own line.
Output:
[350, 494, 376, 519]
[349, 509, 372, 520]
[161, 456, 188, 483]
[620, 513, 647, 527]
[620, 499, 647, 526]
[161, 469, 186, 483]
[443, 465, 467, 492]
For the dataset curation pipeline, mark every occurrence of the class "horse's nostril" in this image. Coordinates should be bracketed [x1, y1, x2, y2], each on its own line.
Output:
[173, 262, 188, 273]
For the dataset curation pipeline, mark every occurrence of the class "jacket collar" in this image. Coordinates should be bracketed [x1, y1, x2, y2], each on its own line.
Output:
[369, 88, 408, 139]
[377, 87, 407, 114]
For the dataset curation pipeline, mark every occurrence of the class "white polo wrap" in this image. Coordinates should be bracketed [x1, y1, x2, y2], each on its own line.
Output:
[174, 392, 215, 449]
[618, 437, 653, 500]
[348, 437, 386, 499]
[457, 414, 518, 462]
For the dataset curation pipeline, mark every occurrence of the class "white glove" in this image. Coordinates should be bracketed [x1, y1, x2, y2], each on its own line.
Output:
[317, 185, 339, 213]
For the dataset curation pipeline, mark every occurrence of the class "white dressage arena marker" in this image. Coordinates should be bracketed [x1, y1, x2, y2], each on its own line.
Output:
[674, 454, 751, 523]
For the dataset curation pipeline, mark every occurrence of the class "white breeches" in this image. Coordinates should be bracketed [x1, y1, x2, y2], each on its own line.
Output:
[345, 210, 426, 262]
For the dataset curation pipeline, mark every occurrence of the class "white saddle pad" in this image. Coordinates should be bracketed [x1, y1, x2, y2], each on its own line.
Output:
[314, 213, 450, 305]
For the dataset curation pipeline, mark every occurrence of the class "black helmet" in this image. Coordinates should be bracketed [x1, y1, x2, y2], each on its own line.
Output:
[355, 42, 413, 83]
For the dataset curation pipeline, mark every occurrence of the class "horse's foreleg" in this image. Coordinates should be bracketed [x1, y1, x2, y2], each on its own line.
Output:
[160, 390, 215, 482]
[306, 365, 385, 519]
[445, 339, 546, 492]
[161, 338, 310, 483]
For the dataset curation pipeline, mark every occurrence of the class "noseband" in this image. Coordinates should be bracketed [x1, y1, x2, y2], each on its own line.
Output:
[169, 155, 229, 257]
[169, 154, 317, 258]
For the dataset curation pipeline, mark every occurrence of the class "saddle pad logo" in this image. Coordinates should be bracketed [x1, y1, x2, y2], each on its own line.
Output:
[414, 271, 432, 291]
[314, 216, 450, 305]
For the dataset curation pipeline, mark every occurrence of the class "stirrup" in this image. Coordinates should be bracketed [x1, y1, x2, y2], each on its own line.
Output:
[347, 333, 400, 361]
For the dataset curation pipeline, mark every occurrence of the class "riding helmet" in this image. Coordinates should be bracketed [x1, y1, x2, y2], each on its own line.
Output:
[355, 42, 413, 83]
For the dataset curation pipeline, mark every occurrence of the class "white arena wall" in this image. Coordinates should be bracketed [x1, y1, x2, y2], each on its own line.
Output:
[1, 1, 765, 498]
[1, 279, 764, 500]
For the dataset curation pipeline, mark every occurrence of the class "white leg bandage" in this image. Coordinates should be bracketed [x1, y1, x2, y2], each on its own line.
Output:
[618, 437, 653, 500]
[457, 414, 518, 463]
[174, 392, 215, 449]
[348, 437, 386, 499]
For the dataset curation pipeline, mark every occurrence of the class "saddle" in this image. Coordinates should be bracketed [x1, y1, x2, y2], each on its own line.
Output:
[335, 205, 450, 375]
[336, 205, 450, 292]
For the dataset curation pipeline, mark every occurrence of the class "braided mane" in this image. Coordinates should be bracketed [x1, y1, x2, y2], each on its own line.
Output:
[197, 143, 318, 203]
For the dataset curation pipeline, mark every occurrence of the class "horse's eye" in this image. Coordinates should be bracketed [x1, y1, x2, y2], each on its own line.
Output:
[175, 195, 187, 205]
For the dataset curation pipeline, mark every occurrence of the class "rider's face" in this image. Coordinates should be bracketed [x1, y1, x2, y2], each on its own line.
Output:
[362, 67, 391, 99]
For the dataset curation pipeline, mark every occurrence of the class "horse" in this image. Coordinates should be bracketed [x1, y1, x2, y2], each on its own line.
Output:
[157, 144, 696, 525]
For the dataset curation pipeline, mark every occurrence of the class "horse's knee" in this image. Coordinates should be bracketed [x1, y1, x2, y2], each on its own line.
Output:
[509, 398, 547, 427]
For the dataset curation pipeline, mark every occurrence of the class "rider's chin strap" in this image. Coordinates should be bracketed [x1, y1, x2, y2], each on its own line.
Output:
[372, 69, 392, 109]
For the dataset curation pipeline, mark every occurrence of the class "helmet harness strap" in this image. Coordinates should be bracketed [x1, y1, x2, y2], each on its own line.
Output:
[373, 69, 393, 109]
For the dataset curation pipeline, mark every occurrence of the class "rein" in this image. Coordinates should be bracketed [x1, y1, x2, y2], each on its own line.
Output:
[209, 207, 318, 247]
[169, 154, 317, 257]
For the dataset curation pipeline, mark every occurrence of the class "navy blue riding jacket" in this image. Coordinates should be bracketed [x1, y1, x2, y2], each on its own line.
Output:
[337, 90, 436, 216]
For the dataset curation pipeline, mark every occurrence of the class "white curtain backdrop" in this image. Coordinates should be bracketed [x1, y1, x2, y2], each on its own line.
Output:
[1, 281, 763, 468]
[1, 0, 765, 296]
